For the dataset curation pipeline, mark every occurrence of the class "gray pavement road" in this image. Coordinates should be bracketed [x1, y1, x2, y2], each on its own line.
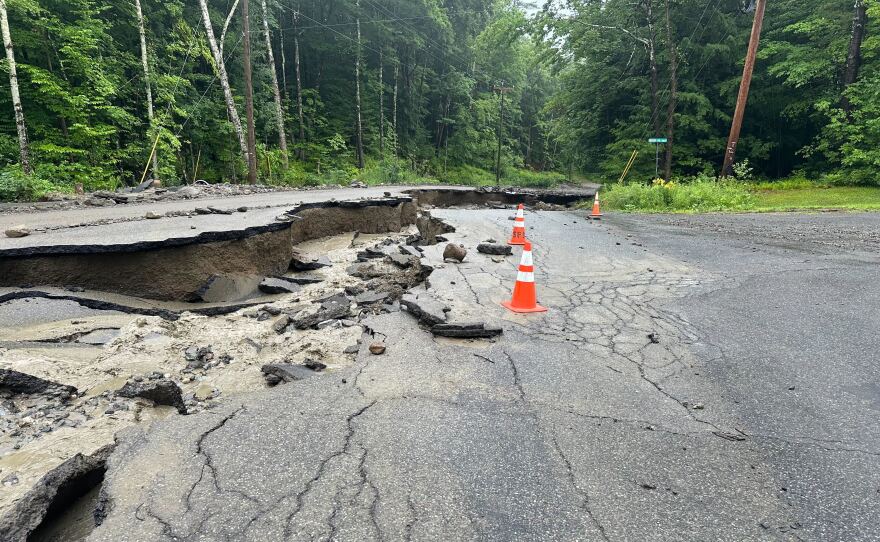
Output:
[87, 210, 880, 541]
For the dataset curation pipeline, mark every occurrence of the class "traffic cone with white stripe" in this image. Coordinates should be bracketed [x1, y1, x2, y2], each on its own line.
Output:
[590, 191, 603, 220]
[508, 204, 527, 245]
[502, 241, 547, 313]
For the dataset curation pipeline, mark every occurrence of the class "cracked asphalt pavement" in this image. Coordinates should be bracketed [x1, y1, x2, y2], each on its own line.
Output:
[88, 210, 880, 541]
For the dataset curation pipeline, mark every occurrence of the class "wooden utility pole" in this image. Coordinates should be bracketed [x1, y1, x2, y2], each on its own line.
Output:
[134, 0, 158, 180]
[721, 0, 767, 178]
[241, 0, 258, 184]
[354, 0, 365, 170]
[494, 84, 512, 185]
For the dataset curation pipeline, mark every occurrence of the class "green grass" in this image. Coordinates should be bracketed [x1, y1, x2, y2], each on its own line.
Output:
[602, 179, 755, 213]
[753, 186, 880, 211]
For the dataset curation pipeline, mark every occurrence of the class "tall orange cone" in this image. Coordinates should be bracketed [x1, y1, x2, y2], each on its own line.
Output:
[590, 191, 603, 220]
[502, 241, 547, 313]
[508, 204, 527, 245]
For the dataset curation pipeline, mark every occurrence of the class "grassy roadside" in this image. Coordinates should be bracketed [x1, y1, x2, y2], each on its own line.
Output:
[601, 177, 880, 214]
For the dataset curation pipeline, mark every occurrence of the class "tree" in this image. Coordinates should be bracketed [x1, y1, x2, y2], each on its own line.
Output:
[260, 0, 288, 168]
[842, 0, 868, 117]
[0, 0, 31, 174]
[198, 0, 249, 167]
[354, 0, 365, 170]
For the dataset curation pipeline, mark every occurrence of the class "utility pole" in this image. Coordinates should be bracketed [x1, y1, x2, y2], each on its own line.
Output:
[721, 0, 767, 178]
[494, 83, 512, 185]
[241, 0, 258, 184]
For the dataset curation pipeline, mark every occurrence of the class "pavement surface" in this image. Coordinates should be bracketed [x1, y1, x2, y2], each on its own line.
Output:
[81, 209, 879, 541]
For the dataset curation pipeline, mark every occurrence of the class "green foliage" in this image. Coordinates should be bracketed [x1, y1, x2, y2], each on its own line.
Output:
[603, 179, 754, 213]
[0, 166, 55, 201]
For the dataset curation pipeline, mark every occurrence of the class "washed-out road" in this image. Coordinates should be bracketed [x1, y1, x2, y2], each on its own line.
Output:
[88, 209, 880, 541]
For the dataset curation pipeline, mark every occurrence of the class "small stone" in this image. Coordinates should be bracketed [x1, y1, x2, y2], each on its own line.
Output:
[237, 206, 249, 212]
[369, 342, 386, 355]
[304, 360, 327, 372]
[4, 225, 30, 238]
[272, 315, 291, 334]
[442, 243, 467, 263]
[145, 211, 161, 219]
[344, 344, 360, 354]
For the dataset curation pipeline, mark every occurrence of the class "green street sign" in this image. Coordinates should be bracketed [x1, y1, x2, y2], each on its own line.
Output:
[649, 137, 669, 144]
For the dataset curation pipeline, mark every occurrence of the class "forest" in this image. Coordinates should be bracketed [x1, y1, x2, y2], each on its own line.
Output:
[0, 0, 876, 201]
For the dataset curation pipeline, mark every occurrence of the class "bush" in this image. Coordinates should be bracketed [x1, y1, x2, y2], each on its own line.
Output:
[603, 178, 754, 212]
[0, 167, 56, 202]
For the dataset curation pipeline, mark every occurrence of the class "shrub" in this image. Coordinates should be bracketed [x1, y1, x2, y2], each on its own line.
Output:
[603, 179, 754, 212]
[0, 167, 56, 202]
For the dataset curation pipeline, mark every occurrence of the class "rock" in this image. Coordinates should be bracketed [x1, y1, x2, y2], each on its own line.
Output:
[259, 277, 302, 295]
[132, 178, 155, 193]
[304, 359, 327, 372]
[150, 179, 162, 188]
[400, 245, 423, 258]
[290, 251, 332, 271]
[177, 186, 201, 199]
[184, 346, 214, 369]
[237, 206, 249, 213]
[194, 207, 212, 215]
[357, 247, 387, 261]
[477, 243, 512, 256]
[344, 344, 360, 354]
[388, 253, 416, 268]
[261, 364, 317, 385]
[208, 206, 234, 215]
[283, 275, 324, 285]
[355, 291, 394, 306]
[4, 225, 30, 238]
[647, 332, 660, 344]
[291, 294, 351, 329]
[145, 211, 161, 220]
[117, 379, 186, 414]
[431, 322, 503, 339]
[0, 369, 77, 396]
[272, 314, 291, 334]
[443, 243, 467, 262]
[400, 293, 450, 326]
[369, 342, 386, 355]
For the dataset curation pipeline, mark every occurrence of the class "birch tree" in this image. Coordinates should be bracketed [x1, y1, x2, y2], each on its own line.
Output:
[0, 0, 30, 174]
[198, 0, 249, 164]
[293, 10, 305, 160]
[259, 0, 287, 168]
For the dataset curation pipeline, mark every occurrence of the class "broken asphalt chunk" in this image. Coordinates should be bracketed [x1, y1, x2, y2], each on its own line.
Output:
[290, 251, 332, 271]
[431, 322, 503, 339]
[258, 277, 302, 295]
[261, 363, 318, 385]
[477, 243, 513, 256]
[401, 293, 450, 326]
[0, 369, 78, 396]
[117, 379, 186, 414]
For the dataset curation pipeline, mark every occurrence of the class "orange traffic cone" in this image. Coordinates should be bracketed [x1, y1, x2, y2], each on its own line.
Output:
[502, 241, 547, 313]
[508, 204, 527, 245]
[590, 192, 603, 220]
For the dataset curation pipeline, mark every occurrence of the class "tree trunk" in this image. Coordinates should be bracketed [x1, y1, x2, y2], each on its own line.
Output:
[259, 0, 288, 169]
[379, 49, 384, 155]
[842, 0, 867, 118]
[663, 0, 677, 181]
[241, 0, 258, 184]
[134, 0, 159, 179]
[198, 0, 249, 167]
[0, 0, 31, 174]
[354, 0, 365, 170]
[392, 61, 399, 155]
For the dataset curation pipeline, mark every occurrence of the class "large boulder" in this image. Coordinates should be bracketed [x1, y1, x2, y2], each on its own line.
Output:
[443, 243, 467, 263]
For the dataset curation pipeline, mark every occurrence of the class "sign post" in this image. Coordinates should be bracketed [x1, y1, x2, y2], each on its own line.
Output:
[648, 137, 668, 178]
